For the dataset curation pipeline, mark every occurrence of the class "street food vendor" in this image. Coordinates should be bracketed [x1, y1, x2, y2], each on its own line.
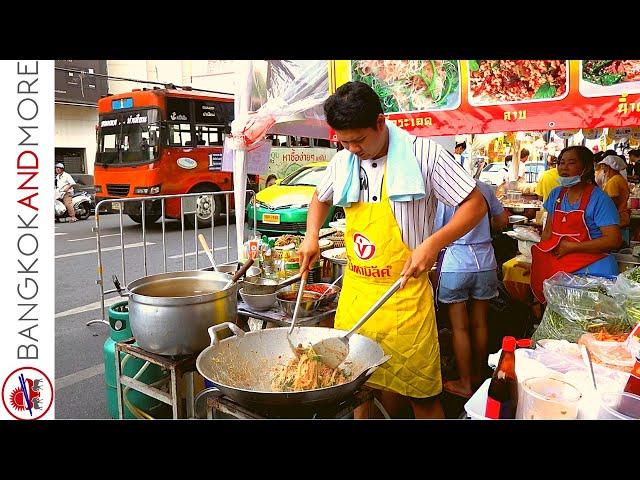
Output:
[530, 146, 622, 303]
[598, 155, 631, 246]
[434, 180, 509, 398]
[298, 81, 487, 418]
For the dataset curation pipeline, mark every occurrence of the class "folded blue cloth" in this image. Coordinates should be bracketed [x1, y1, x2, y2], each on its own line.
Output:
[333, 120, 426, 207]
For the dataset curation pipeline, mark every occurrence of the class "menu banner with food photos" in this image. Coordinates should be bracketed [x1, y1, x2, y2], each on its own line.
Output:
[331, 60, 640, 136]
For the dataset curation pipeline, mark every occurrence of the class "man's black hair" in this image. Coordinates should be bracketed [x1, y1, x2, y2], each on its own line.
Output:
[455, 141, 467, 149]
[520, 148, 530, 159]
[323, 81, 383, 130]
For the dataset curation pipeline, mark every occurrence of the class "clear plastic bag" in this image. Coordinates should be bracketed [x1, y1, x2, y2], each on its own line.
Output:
[612, 267, 640, 327]
[577, 333, 635, 371]
[532, 272, 631, 343]
[231, 60, 329, 148]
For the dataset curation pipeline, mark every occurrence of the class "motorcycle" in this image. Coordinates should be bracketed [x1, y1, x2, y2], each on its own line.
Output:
[55, 188, 92, 221]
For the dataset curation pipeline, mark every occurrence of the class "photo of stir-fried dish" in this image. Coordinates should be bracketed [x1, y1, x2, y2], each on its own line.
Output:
[582, 60, 640, 86]
[351, 60, 460, 112]
[468, 60, 568, 105]
[271, 345, 351, 392]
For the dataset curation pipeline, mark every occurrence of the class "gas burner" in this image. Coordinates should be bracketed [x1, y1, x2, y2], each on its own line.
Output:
[197, 386, 375, 419]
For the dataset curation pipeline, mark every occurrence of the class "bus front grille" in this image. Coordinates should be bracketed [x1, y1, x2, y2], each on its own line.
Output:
[106, 184, 130, 196]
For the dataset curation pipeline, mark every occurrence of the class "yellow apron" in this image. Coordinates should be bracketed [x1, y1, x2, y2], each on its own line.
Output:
[334, 175, 442, 398]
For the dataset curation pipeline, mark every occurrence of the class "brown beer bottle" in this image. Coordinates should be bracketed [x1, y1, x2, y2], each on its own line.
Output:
[485, 336, 518, 419]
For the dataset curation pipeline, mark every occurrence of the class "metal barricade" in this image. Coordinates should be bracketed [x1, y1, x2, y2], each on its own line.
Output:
[87, 190, 257, 327]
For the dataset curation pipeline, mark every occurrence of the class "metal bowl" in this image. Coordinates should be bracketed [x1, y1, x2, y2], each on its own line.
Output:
[304, 283, 341, 307]
[613, 253, 640, 273]
[202, 264, 261, 294]
[276, 290, 322, 318]
[243, 277, 279, 295]
[239, 288, 278, 311]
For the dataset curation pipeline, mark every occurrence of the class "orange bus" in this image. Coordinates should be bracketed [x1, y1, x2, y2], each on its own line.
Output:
[94, 87, 257, 227]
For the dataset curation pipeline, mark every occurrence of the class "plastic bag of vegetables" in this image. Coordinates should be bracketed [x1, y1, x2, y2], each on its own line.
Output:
[612, 266, 640, 327]
[532, 272, 632, 343]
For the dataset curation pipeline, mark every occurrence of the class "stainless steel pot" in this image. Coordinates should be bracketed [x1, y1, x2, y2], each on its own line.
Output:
[321, 249, 346, 287]
[329, 262, 345, 287]
[120, 270, 238, 355]
[196, 322, 390, 413]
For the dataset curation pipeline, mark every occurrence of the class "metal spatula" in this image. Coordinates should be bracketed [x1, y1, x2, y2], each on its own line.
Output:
[311, 277, 403, 369]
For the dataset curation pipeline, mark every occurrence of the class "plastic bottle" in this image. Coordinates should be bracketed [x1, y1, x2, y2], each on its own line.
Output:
[260, 236, 277, 279]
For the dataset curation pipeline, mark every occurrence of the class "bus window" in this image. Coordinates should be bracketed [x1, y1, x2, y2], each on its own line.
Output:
[97, 109, 160, 165]
[169, 123, 192, 147]
[195, 124, 225, 146]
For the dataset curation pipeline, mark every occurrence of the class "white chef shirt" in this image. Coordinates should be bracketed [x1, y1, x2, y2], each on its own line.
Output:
[316, 137, 476, 250]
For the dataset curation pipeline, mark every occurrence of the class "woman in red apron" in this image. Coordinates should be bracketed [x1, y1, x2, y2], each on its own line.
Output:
[531, 146, 622, 303]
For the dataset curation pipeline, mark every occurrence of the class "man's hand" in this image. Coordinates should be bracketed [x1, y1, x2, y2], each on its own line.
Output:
[298, 236, 320, 274]
[552, 239, 574, 258]
[400, 240, 438, 288]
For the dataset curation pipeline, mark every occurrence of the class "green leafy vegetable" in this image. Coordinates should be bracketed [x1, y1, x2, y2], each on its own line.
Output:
[628, 266, 640, 284]
[533, 83, 557, 99]
[469, 60, 479, 72]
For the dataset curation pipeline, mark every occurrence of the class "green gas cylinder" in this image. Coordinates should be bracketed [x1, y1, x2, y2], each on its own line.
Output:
[103, 301, 170, 419]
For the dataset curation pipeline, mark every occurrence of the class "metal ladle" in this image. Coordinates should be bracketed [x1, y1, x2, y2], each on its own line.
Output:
[223, 258, 255, 290]
[311, 277, 403, 369]
[287, 270, 309, 352]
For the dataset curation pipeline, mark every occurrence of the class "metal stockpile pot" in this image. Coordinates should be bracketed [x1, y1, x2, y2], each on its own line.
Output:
[196, 322, 390, 413]
[321, 249, 346, 287]
[125, 270, 237, 355]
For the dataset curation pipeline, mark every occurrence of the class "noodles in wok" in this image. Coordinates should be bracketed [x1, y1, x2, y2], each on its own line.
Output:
[271, 345, 352, 392]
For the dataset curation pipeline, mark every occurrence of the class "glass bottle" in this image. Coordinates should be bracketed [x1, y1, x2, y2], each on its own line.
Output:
[485, 336, 518, 419]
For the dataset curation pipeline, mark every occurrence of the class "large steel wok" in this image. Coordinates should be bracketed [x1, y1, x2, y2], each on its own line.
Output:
[196, 322, 390, 413]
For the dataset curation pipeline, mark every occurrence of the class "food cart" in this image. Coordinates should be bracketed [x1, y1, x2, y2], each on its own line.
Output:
[109, 60, 640, 419]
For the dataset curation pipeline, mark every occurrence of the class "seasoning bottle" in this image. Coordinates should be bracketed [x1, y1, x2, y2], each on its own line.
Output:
[485, 337, 532, 419]
[485, 336, 519, 419]
[261, 237, 277, 279]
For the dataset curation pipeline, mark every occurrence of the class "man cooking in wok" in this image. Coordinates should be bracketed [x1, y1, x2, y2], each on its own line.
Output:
[298, 81, 487, 419]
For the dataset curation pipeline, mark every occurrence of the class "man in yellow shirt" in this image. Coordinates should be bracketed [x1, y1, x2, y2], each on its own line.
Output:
[535, 155, 560, 202]
[599, 155, 631, 245]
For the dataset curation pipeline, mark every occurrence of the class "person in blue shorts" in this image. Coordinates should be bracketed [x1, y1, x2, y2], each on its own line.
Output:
[434, 180, 509, 398]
